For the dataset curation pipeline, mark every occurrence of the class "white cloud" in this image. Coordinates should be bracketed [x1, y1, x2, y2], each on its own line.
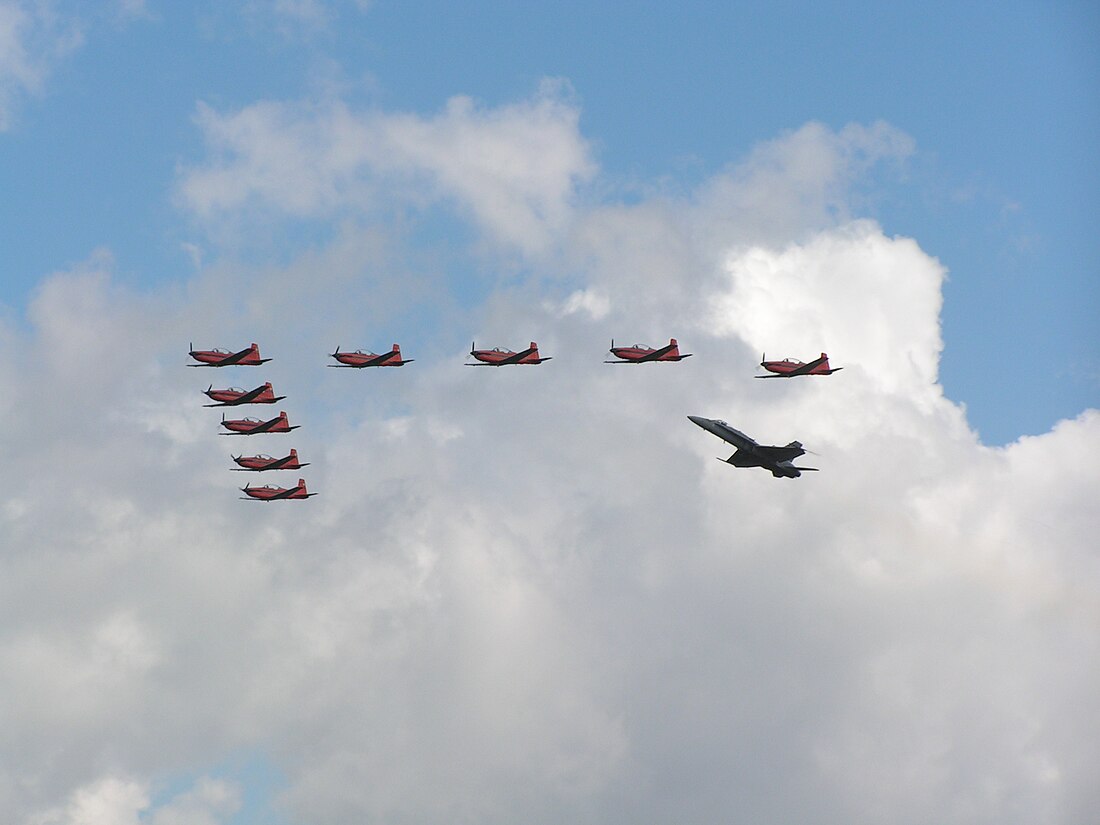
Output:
[0, 0, 82, 131]
[25, 777, 147, 825]
[178, 80, 595, 254]
[25, 776, 240, 825]
[3, 112, 1098, 825]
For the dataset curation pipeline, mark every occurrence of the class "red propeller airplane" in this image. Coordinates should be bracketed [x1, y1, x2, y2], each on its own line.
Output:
[231, 449, 308, 471]
[203, 382, 285, 407]
[756, 352, 842, 378]
[605, 338, 693, 364]
[328, 343, 413, 368]
[467, 341, 552, 366]
[240, 478, 317, 501]
[188, 342, 270, 367]
[220, 410, 298, 435]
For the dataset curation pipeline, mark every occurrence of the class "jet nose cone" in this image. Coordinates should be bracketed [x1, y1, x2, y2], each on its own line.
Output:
[687, 415, 707, 426]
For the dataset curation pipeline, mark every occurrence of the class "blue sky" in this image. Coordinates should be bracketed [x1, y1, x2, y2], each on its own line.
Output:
[1, 1, 1097, 443]
[2, 4, 1099, 824]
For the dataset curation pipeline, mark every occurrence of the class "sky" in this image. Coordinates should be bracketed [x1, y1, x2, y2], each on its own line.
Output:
[0, 2, 1098, 824]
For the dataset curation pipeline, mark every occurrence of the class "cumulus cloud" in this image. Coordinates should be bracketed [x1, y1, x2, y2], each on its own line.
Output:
[2, 107, 1098, 825]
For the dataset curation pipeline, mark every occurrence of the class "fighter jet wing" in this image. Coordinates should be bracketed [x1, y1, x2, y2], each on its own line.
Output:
[756, 443, 807, 461]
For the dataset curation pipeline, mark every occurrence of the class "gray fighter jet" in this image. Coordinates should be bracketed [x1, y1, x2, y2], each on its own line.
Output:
[687, 416, 818, 478]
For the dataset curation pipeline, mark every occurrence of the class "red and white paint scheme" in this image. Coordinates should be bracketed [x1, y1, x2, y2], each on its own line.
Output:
[231, 449, 308, 472]
[203, 382, 286, 407]
[467, 341, 552, 366]
[188, 342, 270, 367]
[605, 338, 693, 364]
[756, 352, 842, 378]
[329, 343, 414, 368]
[240, 478, 316, 501]
[219, 410, 299, 435]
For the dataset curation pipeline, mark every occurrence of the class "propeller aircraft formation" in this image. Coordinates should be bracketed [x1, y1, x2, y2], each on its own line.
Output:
[189, 342, 315, 501]
[188, 338, 842, 498]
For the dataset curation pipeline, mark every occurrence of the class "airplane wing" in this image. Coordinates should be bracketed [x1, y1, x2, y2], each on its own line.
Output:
[248, 417, 285, 434]
[213, 347, 256, 366]
[230, 385, 268, 403]
[268, 486, 302, 499]
[785, 355, 828, 376]
[757, 444, 806, 462]
[267, 454, 307, 469]
[498, 347, 537, 365]
[634, 344, 675, 362]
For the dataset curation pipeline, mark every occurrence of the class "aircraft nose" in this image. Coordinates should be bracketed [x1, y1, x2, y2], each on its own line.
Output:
[687, 415, 706, 426]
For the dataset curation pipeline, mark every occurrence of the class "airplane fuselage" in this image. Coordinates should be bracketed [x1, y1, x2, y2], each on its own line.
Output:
[188, 343, 270, 367]
[757, 353, 840, 377]
[204, 383, 284, 406]
[220, 411, 297, 435]
[606, 338, 691, 363]
[232, 451, 307, 471]
[330, 345, 412, 367]
[468, 343, 550, 365]
[240, 479, 314, 500]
